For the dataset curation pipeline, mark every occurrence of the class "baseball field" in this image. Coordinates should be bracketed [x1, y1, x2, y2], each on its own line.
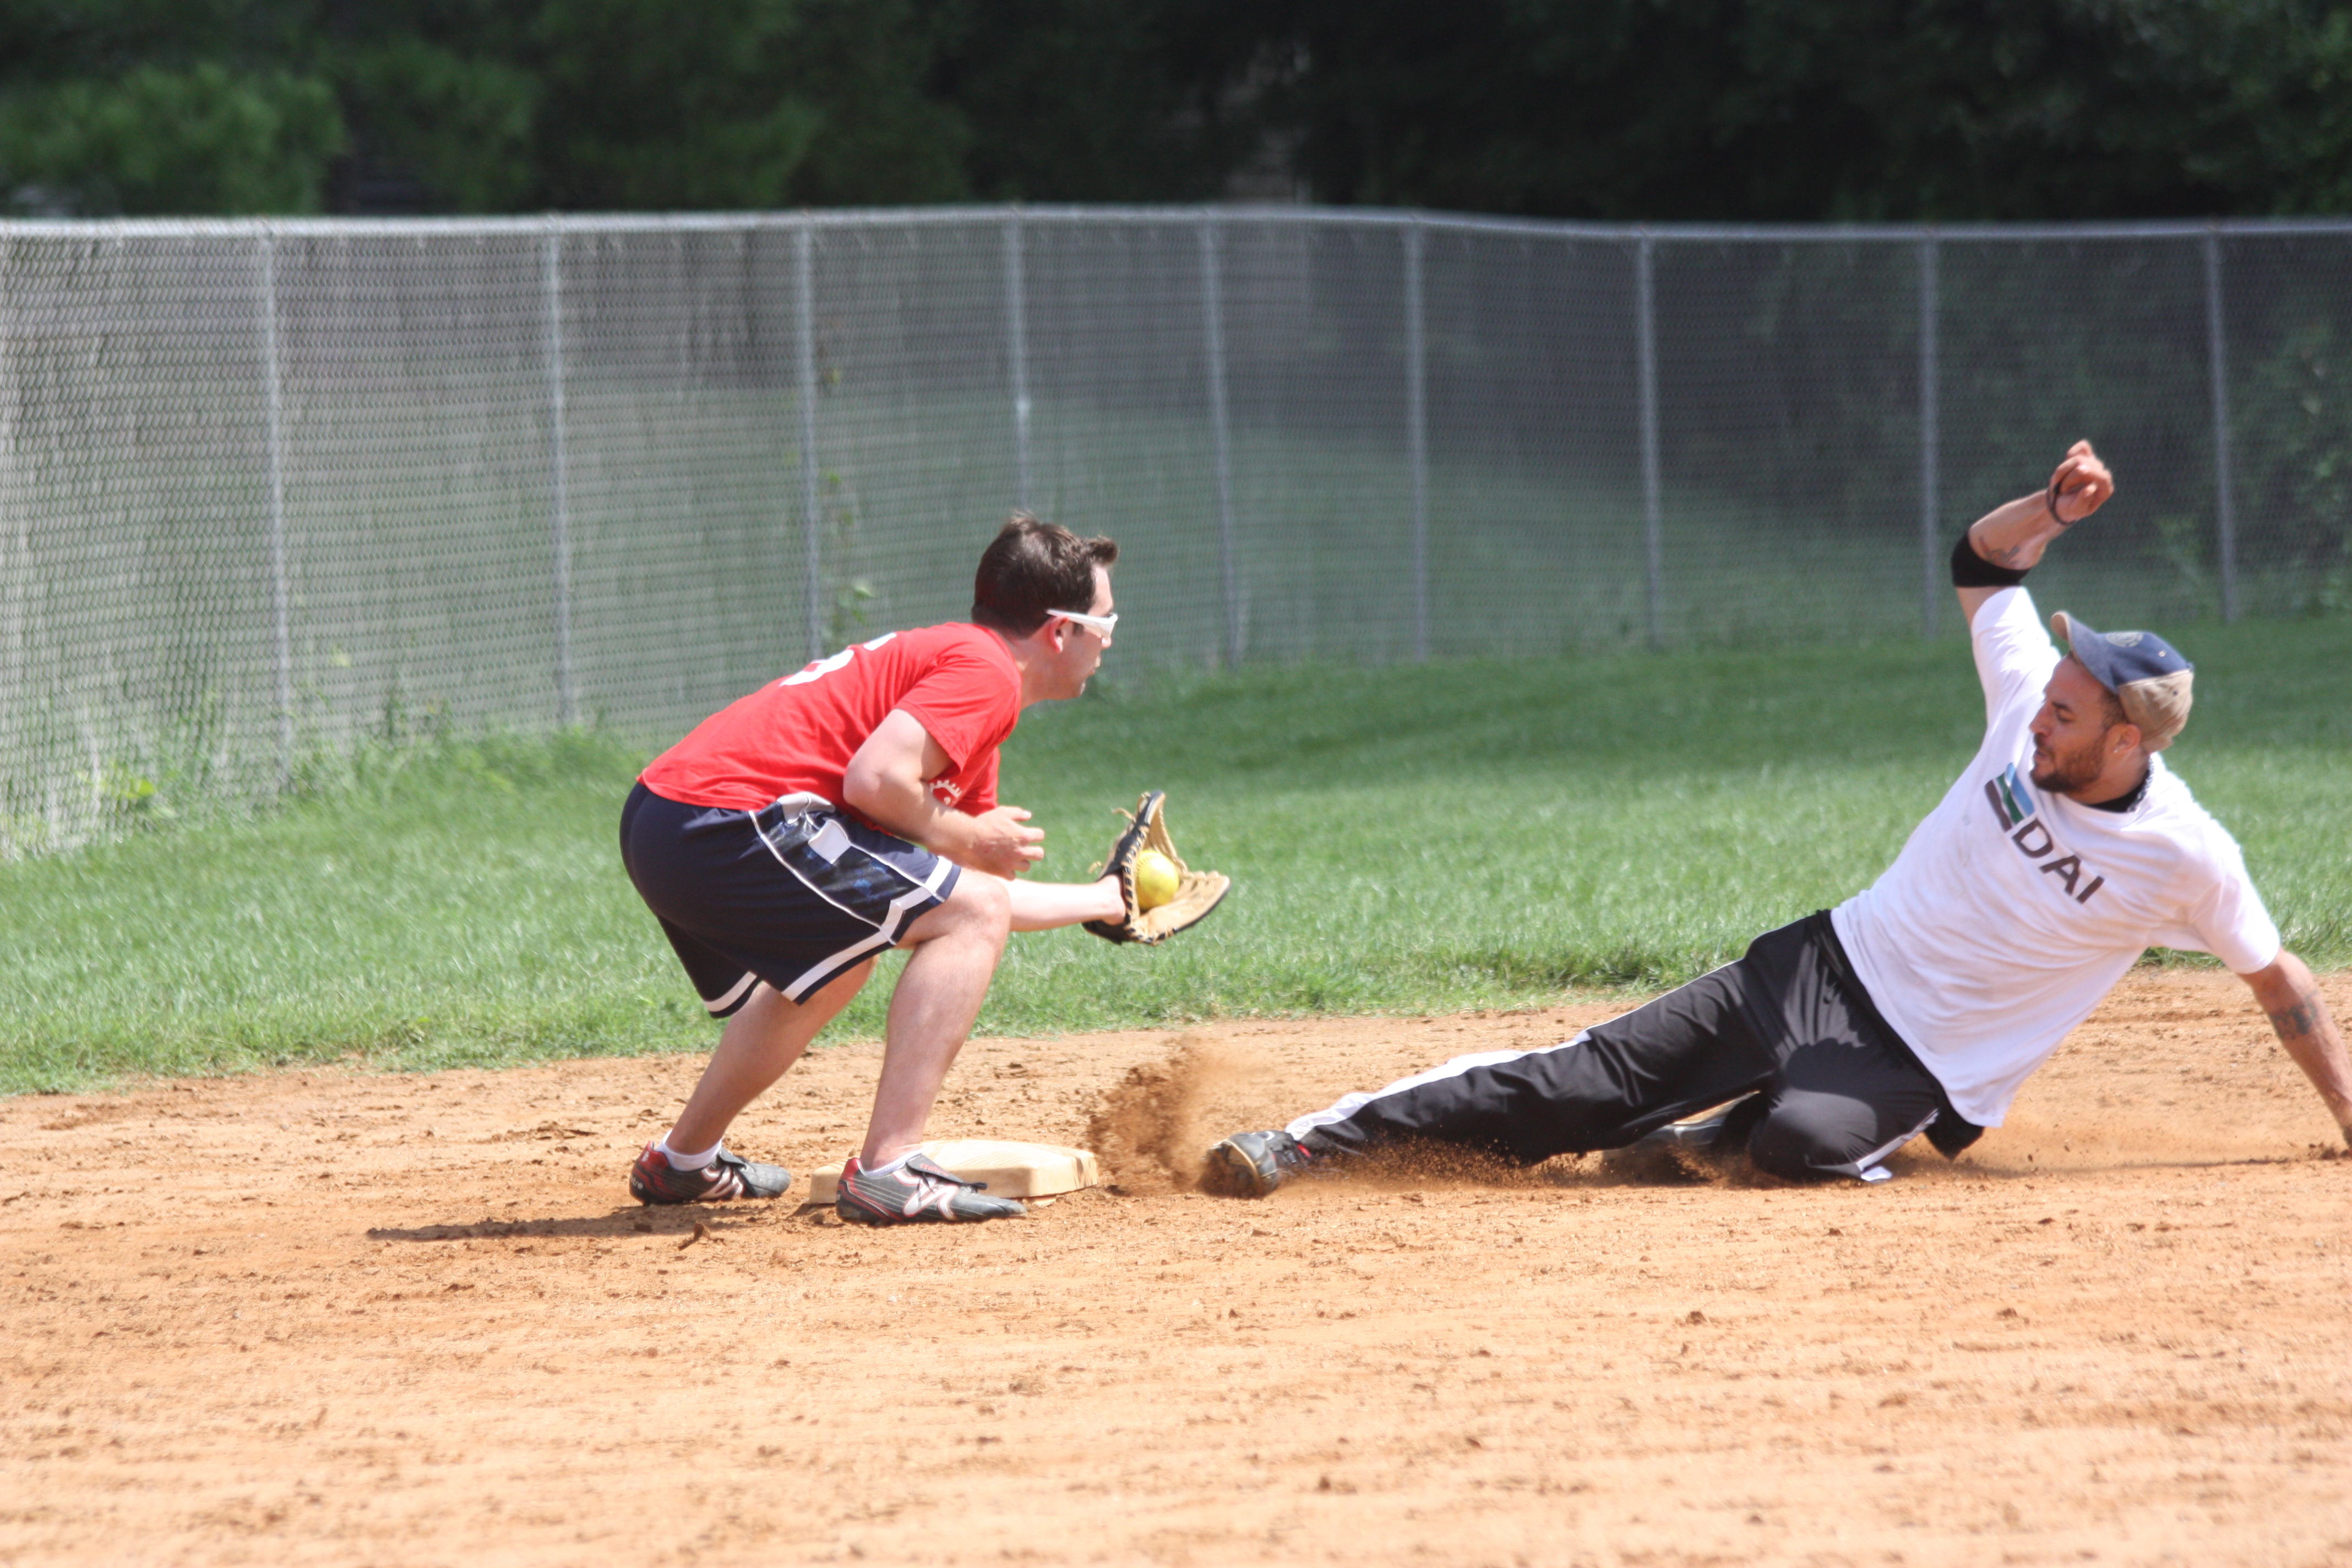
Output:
[4, 630, 2349, 1565]
[4, 971, 2348, 1565]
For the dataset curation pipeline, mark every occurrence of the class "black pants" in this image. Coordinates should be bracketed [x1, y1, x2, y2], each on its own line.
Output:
[1293, 913, 1981, 1182]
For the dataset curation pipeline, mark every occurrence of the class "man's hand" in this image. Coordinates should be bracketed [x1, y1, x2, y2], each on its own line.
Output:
[1958, 440, 2117, 626]
[2239, 951, 2352, 1147]
[2045, 440, 2116, 527]
[959, 805, 1046, 880]
[843, 711, 1045, 878]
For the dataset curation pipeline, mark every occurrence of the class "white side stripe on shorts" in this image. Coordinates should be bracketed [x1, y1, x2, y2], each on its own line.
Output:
[777, 854, 957, 1002]
[750, 814, 866, 925]
[1284, 1032, 1594, 1142]
[702, 969, 760, 1016]
[1838, 1109, 1940, 1184]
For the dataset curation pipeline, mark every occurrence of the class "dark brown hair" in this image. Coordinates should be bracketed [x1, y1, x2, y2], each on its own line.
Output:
[971, 514, 1117, 636]
[2095, 684, 2128, 734]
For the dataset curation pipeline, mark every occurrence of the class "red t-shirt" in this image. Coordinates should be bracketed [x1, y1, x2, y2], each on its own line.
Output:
[639, 624, 1022, 817]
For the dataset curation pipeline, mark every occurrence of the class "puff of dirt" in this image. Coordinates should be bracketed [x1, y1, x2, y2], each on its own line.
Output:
[1084, 1037, 1256, 1191]
[1086, 1044, 1651, 1199]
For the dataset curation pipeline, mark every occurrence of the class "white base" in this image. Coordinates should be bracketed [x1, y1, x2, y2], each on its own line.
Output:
[803, 1139, 1100, 1205]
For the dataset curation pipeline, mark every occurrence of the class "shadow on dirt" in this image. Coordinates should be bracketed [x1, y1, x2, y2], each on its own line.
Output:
[364, 1207, 766, 1242]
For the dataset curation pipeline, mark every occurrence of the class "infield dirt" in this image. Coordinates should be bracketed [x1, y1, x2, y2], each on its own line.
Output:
[3, 968, 2348, 1567]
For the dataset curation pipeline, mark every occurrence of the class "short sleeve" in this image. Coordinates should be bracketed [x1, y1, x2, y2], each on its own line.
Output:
[2175, 837, 2283, 974]
[894, 643, 1020, 775]
[957, 749, 1000, 815]
[1970, 586, 2061, 729]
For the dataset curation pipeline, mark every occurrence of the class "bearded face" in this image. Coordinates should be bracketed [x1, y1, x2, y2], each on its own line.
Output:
[2029, 725, 2111, 793]
[2029, 655, 2134, 797]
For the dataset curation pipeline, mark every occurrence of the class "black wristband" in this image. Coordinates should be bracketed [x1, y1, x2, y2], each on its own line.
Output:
[1951, 531, 2030, 588]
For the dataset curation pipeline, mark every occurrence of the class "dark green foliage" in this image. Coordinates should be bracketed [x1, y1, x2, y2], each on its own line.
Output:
[0, 60, 344, 214]
[332, 34, 539, 211]
[519, 0, 966, 208]
[930, 0, 1262, 202]
[1221, 0, 2352, 220]
[3, 0, 2349, 218]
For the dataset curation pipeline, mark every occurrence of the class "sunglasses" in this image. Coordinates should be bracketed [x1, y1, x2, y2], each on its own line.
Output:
[1048, 608, 1118, 636]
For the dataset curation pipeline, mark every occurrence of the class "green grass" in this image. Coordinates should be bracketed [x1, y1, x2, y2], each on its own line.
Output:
[4, 618, 2348, 1093]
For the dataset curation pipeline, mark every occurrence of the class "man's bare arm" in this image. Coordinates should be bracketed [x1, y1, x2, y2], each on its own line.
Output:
[1956, 440, 2116, 627]
[841, 709, 1043, 880]
[2238, 950, 2352, 1147]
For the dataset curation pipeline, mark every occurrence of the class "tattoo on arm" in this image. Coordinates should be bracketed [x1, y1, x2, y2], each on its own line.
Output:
[2266, 988, 2324, 1039]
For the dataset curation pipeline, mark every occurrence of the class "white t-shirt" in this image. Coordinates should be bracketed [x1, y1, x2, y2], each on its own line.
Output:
[1831, 586, 2280, 1126]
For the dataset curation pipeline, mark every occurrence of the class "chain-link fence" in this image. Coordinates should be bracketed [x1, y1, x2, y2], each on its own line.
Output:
[3, 208, 2348, 852]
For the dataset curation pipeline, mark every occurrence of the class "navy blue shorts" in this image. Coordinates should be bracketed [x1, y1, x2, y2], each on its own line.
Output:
[619, 781, 961, 1014]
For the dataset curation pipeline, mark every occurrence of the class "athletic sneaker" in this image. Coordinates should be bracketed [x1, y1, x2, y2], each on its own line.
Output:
[835, 1152, 1027, 1225]
[1200, 1129, 1317, 1198]
[628, 1143, 792, 1205]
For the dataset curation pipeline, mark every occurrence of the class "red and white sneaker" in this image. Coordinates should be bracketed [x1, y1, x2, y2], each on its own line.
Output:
[628, 1143, 792, 1205]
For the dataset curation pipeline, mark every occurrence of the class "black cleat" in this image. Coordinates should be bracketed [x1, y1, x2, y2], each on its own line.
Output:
[1201, 1129, 1316, 1198]
[835, 1152, 1027, 1225]
[629, 1143, 792, 1205]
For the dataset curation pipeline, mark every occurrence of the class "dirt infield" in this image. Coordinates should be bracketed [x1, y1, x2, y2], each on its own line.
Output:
[3, 969, 2348, 1567]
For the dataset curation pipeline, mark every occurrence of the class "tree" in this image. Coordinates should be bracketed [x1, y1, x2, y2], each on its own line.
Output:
[927, 0, 1266, 202]
[516, 0, 963, 209]
[0, 0, 970, 215]
[0, 1, 345, 214]
[1209, 0, 2352, 220]
[2, 0, 2348, 218]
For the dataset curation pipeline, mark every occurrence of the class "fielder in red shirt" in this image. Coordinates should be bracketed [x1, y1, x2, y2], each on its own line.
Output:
[619, 516, 1134, 1224]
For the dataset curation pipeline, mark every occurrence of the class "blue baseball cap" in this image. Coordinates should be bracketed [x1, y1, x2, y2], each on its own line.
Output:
[2050, 611, 2196, 749]
[2049, 612, 2192, 690]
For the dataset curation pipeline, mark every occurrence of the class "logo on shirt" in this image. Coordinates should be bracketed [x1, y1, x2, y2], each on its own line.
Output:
[1983, 763, 2105, 904]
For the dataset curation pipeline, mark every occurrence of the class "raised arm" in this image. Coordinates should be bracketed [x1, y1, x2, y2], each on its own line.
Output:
[1956, 440, 2116, 627]
[2240, 950, 2352, 1147]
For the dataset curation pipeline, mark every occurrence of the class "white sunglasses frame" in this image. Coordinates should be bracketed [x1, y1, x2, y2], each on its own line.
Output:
[1047, 608, 1119, 635]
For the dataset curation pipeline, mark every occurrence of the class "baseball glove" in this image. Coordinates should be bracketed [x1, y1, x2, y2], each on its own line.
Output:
[1083, 790, 1230, 945]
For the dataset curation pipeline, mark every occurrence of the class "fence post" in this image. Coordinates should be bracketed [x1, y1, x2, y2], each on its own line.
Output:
[2203, 228, 2239, 623]
[1005, 209, 1033, 514]
[1635, 232, 1664, 649]
[1404, 220, 1430, 662]
[543, 217, 574, 725]
[1918, 233, 1941, 638]
[1201, 215, 1243, 666]
[259, 225, 293, 779]
[797, 217, 823, 661]
[0, 236, 20, 823]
